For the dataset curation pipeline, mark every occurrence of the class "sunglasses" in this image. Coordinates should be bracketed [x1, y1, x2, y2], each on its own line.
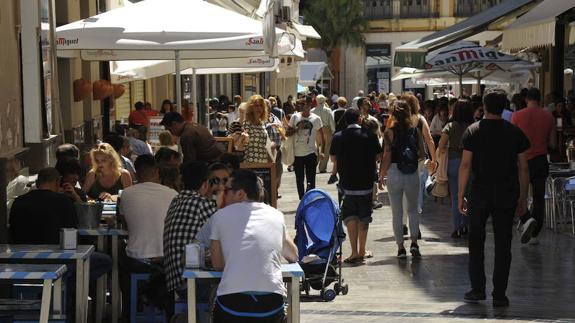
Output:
[209, 177, 229, 186]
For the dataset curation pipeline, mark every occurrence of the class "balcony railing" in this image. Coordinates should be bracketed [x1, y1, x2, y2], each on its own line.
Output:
[363, 0, 393, 20]
[363, 0, 439, 20]
[400, 0, 438, 18]
[455, 0, 504, 17]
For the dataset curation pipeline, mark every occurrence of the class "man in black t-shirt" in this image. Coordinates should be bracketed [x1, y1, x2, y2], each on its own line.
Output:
[458, 89, 530, 307]
[330, 109, 382, 263]
[9, 168, 77, 244]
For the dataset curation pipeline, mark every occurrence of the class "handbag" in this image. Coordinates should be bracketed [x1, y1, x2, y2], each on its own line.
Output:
[425, 176, 449, 198]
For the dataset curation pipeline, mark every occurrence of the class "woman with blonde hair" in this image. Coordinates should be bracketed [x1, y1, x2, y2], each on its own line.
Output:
[242, 95, 272, 163]
[157, 131, 179, 153]
[83, 143, 132, 201]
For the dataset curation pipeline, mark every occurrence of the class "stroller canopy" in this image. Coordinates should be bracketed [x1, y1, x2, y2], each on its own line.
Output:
[295, 189, 341, 262]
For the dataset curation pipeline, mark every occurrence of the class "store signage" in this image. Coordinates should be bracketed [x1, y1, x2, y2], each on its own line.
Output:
[367, 44, 391, 57]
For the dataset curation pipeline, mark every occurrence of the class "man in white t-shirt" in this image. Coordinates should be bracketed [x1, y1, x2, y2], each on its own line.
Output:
[210, 170, 298, 322]
[118, 154, 178, 318]
[287, 95, 325, 199]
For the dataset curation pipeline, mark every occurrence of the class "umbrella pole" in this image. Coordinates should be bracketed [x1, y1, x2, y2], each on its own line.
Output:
[175, 50, 182, 114]
[459, 73, 463, 97]
[477, 72, 481, 96]
[192, 68, 197, 123]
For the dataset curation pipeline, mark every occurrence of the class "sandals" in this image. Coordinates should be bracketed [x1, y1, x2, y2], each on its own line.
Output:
[361, 250, 374, 259]
[343, 256, 363, 264]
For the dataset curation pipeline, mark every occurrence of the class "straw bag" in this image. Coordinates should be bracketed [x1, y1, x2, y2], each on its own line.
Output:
[426, 147, 449, 198]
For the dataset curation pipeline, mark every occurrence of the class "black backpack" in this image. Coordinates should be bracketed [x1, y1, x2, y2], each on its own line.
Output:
[394, 127, 419, 174]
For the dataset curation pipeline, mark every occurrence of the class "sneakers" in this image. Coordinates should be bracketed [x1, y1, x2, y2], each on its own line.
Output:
[520, 218, 537, 244]
[410, 243, 421, 258]
[397, 248, 407, 259]
[528, 237, 540, 245]
[463, 290, 486, 303]
[493, 296, 510, 307]
[372, 201, 383, 210]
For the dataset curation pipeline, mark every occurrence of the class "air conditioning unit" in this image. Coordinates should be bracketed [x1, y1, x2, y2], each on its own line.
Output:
[279, 6, 291, 22]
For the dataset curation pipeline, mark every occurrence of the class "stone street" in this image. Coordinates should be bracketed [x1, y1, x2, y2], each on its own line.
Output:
[277, 169, 575, 323]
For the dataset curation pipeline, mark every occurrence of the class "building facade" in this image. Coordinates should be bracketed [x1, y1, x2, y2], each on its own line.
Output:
[354, 0, 506, 96]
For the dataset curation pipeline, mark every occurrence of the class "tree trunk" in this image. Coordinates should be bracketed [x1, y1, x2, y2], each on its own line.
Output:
[328, 47, 341, 94]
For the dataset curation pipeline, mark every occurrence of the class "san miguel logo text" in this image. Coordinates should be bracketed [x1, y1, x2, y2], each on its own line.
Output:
[57, 38, 79, 46]
[248, 58, 272, 65]
[245, 37, 264, 46]
[426, 49, 507, 68]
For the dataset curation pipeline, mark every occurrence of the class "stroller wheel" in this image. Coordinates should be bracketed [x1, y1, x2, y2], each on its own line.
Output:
[321, 289, 337, 302]
[334, 283, 341, 295]
[341, 284, 349, 295]
[301, 281, 310, 295]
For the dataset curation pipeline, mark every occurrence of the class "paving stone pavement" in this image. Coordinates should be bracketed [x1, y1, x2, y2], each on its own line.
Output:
[276, 168, 575, 323]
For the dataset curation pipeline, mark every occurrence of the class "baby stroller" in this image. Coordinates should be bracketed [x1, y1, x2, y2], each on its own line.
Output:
[295, 189, 348, 301]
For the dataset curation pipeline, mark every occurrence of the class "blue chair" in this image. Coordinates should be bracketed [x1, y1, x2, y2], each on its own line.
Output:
[129, 273, 166, 323]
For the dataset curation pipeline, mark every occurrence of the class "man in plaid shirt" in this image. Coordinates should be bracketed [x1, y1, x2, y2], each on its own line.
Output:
[163, 161, 217, 293]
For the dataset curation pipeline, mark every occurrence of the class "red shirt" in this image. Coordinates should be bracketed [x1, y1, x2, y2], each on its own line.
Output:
[144, 109, 159, 117]
[129, 109, 150, 127]
[511, 106, 555, 160]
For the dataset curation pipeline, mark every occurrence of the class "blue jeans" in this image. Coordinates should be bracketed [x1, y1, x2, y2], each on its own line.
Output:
[447, 158, 467, 231]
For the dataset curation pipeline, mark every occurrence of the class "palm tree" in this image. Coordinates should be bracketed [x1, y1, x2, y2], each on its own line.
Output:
[302, 0, 367, 93]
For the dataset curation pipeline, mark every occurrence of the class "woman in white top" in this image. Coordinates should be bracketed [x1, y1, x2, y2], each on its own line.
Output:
[430, 103, 449, 138]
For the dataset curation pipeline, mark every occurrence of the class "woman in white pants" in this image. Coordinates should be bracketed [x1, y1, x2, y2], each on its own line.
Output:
[379, 100, 422, 258]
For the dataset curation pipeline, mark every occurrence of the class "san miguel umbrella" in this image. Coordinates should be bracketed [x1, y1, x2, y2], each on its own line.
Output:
[393, 64, 537, 87]
[55, 0, 290, 114]
[397, 41, 534, 95]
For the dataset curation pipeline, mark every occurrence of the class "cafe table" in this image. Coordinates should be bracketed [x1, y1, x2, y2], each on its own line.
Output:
[183, 263, 304, 323]
[77, 228, 128, 323]
[0, 244, 93, 323]
[0, 264, 66, 323]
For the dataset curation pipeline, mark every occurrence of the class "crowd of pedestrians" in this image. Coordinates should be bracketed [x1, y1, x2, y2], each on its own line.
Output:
[3, 84, 563, 322]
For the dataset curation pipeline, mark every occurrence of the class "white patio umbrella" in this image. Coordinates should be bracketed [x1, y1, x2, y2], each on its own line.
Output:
[110, 57, 279, 83]
[397, 41, 533, 95]
[56, 0, 289, 113]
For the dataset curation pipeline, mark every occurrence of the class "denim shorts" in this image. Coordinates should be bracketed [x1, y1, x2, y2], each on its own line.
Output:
[341, 193, 373, 225]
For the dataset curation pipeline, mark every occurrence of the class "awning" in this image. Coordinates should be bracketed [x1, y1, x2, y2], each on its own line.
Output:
[290, 22, 321, 40]
[394, 0, 537, 69]
[206, 0, 264, 18]
[502, 0, 575, 50]
[298, 62, 332, 86]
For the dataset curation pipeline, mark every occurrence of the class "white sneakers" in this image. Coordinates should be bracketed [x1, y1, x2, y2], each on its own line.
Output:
[520, 218, 538, 244]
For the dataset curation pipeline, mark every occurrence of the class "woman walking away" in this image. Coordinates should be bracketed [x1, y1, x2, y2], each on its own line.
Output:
[379, 100, 422, 258]
[437, 99, 474, 238]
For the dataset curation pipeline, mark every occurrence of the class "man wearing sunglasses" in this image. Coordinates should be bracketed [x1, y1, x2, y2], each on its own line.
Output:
[210, 170, 298, 322]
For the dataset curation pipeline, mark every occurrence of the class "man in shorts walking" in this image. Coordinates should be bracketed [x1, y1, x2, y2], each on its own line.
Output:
[330, 109, 382, 263]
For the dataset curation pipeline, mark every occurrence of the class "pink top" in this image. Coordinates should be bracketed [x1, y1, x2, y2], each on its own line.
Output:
[511, 106, 555, 160]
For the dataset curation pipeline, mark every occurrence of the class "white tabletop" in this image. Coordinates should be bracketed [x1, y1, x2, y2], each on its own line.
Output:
[0, 244, 94, 260]
[183, 263, 304, 279]
[0, 264, 67, 280]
